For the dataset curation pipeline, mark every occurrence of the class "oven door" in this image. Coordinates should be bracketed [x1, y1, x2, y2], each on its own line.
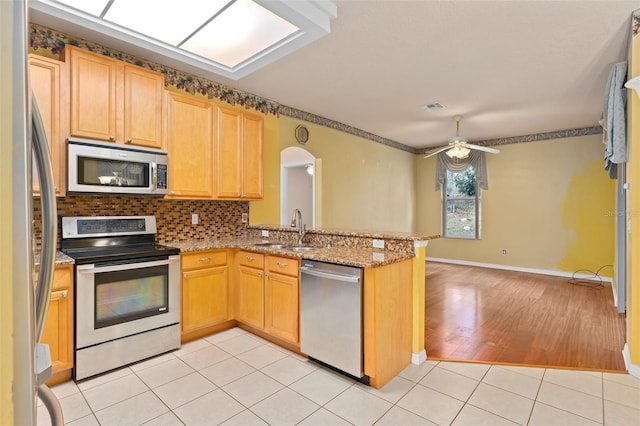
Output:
[75, 255, 180, 349]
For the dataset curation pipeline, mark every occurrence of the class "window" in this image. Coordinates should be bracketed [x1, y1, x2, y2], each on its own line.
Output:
[443, 166, 481, 239]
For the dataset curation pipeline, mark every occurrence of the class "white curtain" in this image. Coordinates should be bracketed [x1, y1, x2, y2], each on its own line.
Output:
[435, 150, 488, 190]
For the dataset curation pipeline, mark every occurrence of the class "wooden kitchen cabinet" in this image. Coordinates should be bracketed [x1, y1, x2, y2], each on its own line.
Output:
[235, 251, 299, 345]
[236, 251, 265, 329]
[181, 250, 231, 342]
[40, 264, 74, 385]
[66, 45, 164, 148]
[363, 259, 413, 389]
[165, 91, 215, 199]
[265, 255, 300, 344]
[29, 54, 66, 196]
[214, 106, 264, 199]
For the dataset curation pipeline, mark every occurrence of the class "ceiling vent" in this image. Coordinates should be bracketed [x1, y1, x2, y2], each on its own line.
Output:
[421, 102, 445, 111]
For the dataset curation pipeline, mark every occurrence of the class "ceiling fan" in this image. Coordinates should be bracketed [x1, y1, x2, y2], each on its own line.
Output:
[423, 115, 500, 159]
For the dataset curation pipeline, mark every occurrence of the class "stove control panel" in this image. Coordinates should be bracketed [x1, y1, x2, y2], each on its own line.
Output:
[62, 216, 157, 239]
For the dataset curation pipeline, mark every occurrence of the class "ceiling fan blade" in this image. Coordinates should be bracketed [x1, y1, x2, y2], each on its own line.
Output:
[464, 143, 500, 154]
[423, 145, 451, 158]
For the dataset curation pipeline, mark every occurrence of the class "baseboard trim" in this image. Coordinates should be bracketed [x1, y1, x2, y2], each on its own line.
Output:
[622, 344, 640, 378]
[412, 350, 427, 365]
[426, 257, 613, 283]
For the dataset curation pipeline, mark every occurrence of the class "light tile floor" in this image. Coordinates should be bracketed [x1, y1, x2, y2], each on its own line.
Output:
[37, 328, 640, 425]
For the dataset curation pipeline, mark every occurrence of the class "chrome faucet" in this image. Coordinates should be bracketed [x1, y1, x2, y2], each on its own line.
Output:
[290, 208, 306, 245]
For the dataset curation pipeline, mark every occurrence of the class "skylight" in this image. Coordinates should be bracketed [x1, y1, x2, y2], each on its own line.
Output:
[29, 0, 336, 79]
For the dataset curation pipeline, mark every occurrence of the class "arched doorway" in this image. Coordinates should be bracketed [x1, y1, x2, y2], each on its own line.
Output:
[280, 147, 317, 228]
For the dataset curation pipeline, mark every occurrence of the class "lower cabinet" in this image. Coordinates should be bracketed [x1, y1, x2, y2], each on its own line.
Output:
[236, 251, 300, 345]
[40, 264, 74, 385]
[181, 250, 230, 341]
[265, 256, 300, 344]
[236, 251, 265, 329]
[180, 249, 301, 347]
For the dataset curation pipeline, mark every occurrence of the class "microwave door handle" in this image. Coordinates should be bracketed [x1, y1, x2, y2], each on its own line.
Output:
[152, 162, 157, 191]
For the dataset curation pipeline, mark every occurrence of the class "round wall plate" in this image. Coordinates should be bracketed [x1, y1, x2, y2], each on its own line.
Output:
[295, 125, 309, 144]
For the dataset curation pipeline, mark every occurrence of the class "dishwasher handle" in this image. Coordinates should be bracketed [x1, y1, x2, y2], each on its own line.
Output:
[300, 266, 361, 283]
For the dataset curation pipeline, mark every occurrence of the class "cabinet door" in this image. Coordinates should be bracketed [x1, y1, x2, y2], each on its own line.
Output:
[216, 106, 243, 198]
[237, 266, 264, 329]
[241, 112, 264, 199]
[68, 46, 118, 141]
[123, 65, 164, 148]
[265, 272, 299, 344]
[182, 266, 229, 333]
[29, 55, 65, 196]
[40, 266, 73, 380]
[166, 92, 215, 198]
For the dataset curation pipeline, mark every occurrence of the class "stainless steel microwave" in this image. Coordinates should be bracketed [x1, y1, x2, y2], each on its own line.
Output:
[67, 138, 168, 195]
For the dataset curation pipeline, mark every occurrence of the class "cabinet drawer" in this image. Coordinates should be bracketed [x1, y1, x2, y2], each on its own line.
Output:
[266, 256, 299, 277]
[238, 251, 264, 268]
[182, 250, 227, 270]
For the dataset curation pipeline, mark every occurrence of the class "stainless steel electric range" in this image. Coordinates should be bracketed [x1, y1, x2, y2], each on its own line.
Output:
[61, 216, 181, 381]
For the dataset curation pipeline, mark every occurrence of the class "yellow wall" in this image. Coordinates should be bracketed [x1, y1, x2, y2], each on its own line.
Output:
[416, 134, 616, 274]
[627, 12, 640, 367]
[251, 116, 417, 232]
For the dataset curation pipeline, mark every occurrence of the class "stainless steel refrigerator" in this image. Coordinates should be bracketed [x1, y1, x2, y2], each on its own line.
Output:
[1, 0, 63, 423]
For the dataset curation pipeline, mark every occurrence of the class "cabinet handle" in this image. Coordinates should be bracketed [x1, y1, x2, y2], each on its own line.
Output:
[52, 290, 68, 298]
[170, 191, 176, 195]
[246, 256, 255, 261]
[183, 273, 188, 278]
[199, 257, 211, 262]
[126, 138, 132, 144]
[109, 135, 115, 141]
[258, 272, 262, 277]
[276, 262, 288, 268]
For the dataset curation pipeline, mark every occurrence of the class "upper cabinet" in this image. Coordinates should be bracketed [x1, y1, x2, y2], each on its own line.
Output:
[66, 45, 164, 148]
[165, 91, 215, 199]
[29, 54, 67, 196]
[215, 106, 264, 200]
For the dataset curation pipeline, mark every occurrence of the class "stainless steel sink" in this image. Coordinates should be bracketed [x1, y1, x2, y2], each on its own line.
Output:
[252, 242, 318, 252]
[252, 242, 286, 249]
[283, 245, 317, 252]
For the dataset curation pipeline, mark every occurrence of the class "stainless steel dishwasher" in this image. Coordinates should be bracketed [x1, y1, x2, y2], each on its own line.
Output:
[300, 260, 367, 383]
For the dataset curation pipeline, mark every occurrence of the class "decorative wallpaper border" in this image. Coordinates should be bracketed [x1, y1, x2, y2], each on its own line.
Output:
[29, 23, 604, 156]
[29, 24, 281, 116]
[633, 9, 640, 36]
[419, 125, 604, 155]
[278, 105, 416, 153]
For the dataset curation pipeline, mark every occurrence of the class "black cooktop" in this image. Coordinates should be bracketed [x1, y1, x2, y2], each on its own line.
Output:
[62, 242, 180, 265]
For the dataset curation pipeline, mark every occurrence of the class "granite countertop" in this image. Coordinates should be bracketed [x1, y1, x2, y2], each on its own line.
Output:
[171, 238, 413, 268]
[36, 251, 75, 267]
[248, 224, 440, 241]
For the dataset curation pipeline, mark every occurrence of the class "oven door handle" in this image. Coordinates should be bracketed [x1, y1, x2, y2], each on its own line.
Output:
[77, 257, 178, 274]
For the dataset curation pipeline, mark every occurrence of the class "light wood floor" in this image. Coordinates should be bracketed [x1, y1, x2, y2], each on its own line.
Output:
[424, 261, 627, 372]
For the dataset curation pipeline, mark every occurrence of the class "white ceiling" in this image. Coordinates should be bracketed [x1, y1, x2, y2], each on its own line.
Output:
[30, 0, 639, 150]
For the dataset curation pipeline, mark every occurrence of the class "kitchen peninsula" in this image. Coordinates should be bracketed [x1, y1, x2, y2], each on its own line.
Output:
[172, 225, 439, 388]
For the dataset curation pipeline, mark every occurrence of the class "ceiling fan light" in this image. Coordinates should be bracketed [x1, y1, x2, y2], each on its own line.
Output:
[446, 146, 471, 159]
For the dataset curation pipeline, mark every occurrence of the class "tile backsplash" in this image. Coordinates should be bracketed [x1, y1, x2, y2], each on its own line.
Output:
[33, 195, 249, 249]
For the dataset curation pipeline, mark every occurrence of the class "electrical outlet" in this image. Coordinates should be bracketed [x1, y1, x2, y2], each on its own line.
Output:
[373, 239, 385, 249]
[191, 213, 198, 225]
[502, 249, 507, 255]
[241, 213, 248, 223]
[261, 230, 269, 237]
